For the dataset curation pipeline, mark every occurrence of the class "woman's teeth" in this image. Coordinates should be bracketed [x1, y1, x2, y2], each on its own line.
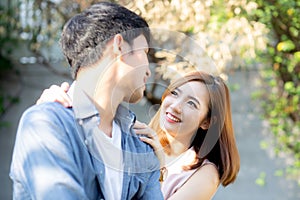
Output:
[167, 113, 181, 122]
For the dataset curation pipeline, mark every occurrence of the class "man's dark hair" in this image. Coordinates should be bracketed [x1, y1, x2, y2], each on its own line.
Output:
[60, 2, 150, 79]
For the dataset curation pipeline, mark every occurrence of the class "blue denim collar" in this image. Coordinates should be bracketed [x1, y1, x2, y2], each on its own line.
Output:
[68, 81, 136, 133]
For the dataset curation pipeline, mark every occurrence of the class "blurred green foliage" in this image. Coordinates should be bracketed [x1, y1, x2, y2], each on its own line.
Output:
[0, 2, 21, 119]
[247, 0, 300, 180]
[0, 5, 16, 72]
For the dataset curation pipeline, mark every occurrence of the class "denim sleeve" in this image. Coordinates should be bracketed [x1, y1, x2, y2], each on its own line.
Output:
[141, 169, 164, 200]
[10, 105, 89, 200]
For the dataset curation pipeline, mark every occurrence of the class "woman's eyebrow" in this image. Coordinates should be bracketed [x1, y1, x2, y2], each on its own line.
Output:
[177, 87, 201, 105]
[188, 95, 200, 105]
[175, 88, 181, 92]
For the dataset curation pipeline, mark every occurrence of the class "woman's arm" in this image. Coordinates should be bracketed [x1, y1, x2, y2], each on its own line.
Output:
[168, 164, 220, 200]
[36, 82, 72, 107]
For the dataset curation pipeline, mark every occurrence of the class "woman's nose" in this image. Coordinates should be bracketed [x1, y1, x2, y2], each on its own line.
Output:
[170, 100, 182, 114]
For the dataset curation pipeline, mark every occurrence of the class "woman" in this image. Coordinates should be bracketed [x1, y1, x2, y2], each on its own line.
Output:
[37, 71, 240, 199]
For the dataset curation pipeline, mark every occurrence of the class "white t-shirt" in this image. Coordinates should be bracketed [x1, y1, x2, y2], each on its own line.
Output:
[93, 120, 123, 200]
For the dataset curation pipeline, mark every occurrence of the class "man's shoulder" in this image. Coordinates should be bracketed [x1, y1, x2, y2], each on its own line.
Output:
[17, 102, 78, 145]
[122, 132, 160, 173]
[25, 102, 72, 114]
[21, 102, 74, 124]
[123, 130, 154, 153]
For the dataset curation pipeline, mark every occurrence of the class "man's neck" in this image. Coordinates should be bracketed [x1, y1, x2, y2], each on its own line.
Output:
[94, 83, 123, 137]
[76, 58, 125, 137]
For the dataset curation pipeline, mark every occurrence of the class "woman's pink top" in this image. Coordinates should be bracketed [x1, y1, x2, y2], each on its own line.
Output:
[161, 148, 215, 199]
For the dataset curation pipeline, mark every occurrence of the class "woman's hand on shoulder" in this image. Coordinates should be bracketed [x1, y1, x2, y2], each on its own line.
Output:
[36, 82, 72, 107]
[134, 120, 165, 168]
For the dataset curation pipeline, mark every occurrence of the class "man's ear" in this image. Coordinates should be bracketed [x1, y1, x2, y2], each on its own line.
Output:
[113, 34, 123, 55]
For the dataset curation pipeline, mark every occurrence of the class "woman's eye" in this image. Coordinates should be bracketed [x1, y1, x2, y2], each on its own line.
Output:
[187, 101, 197, 108]
[170, 90, 178, 96]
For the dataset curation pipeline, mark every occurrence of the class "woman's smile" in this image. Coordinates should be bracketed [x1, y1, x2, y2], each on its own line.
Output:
[165, 112, 182, 123]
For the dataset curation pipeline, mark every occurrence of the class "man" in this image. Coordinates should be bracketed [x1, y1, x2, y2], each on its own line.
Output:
[10, 2, 163, 199]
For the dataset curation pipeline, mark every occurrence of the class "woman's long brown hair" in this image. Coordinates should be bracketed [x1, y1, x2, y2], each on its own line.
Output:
[148, 71, 240, 186]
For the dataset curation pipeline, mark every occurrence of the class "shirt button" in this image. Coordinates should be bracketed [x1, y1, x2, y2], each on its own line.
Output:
[84, 139, 88, 146]
[78, 119, 83, 125]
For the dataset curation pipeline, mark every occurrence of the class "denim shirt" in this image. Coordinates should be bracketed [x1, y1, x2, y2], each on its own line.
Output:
[10, 83, 163, 200]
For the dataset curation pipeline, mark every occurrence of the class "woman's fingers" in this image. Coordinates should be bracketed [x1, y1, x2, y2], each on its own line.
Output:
[134, 121, 157, 138]
[133, 120, 147, 129]
[134, 121, 166, 167]
[139, 136, 155, 146]
[36, 83, 72, 107]
[36, 87, 58, 104]
[140, 136, 165, 168]
[56, 84, 72, 107]
[139, 137, 162, 152]
[60, 82, 70, 92]
[36, 89, 50, 105]
[49, 85, 72, 107]
[134, 128, 156, 138]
